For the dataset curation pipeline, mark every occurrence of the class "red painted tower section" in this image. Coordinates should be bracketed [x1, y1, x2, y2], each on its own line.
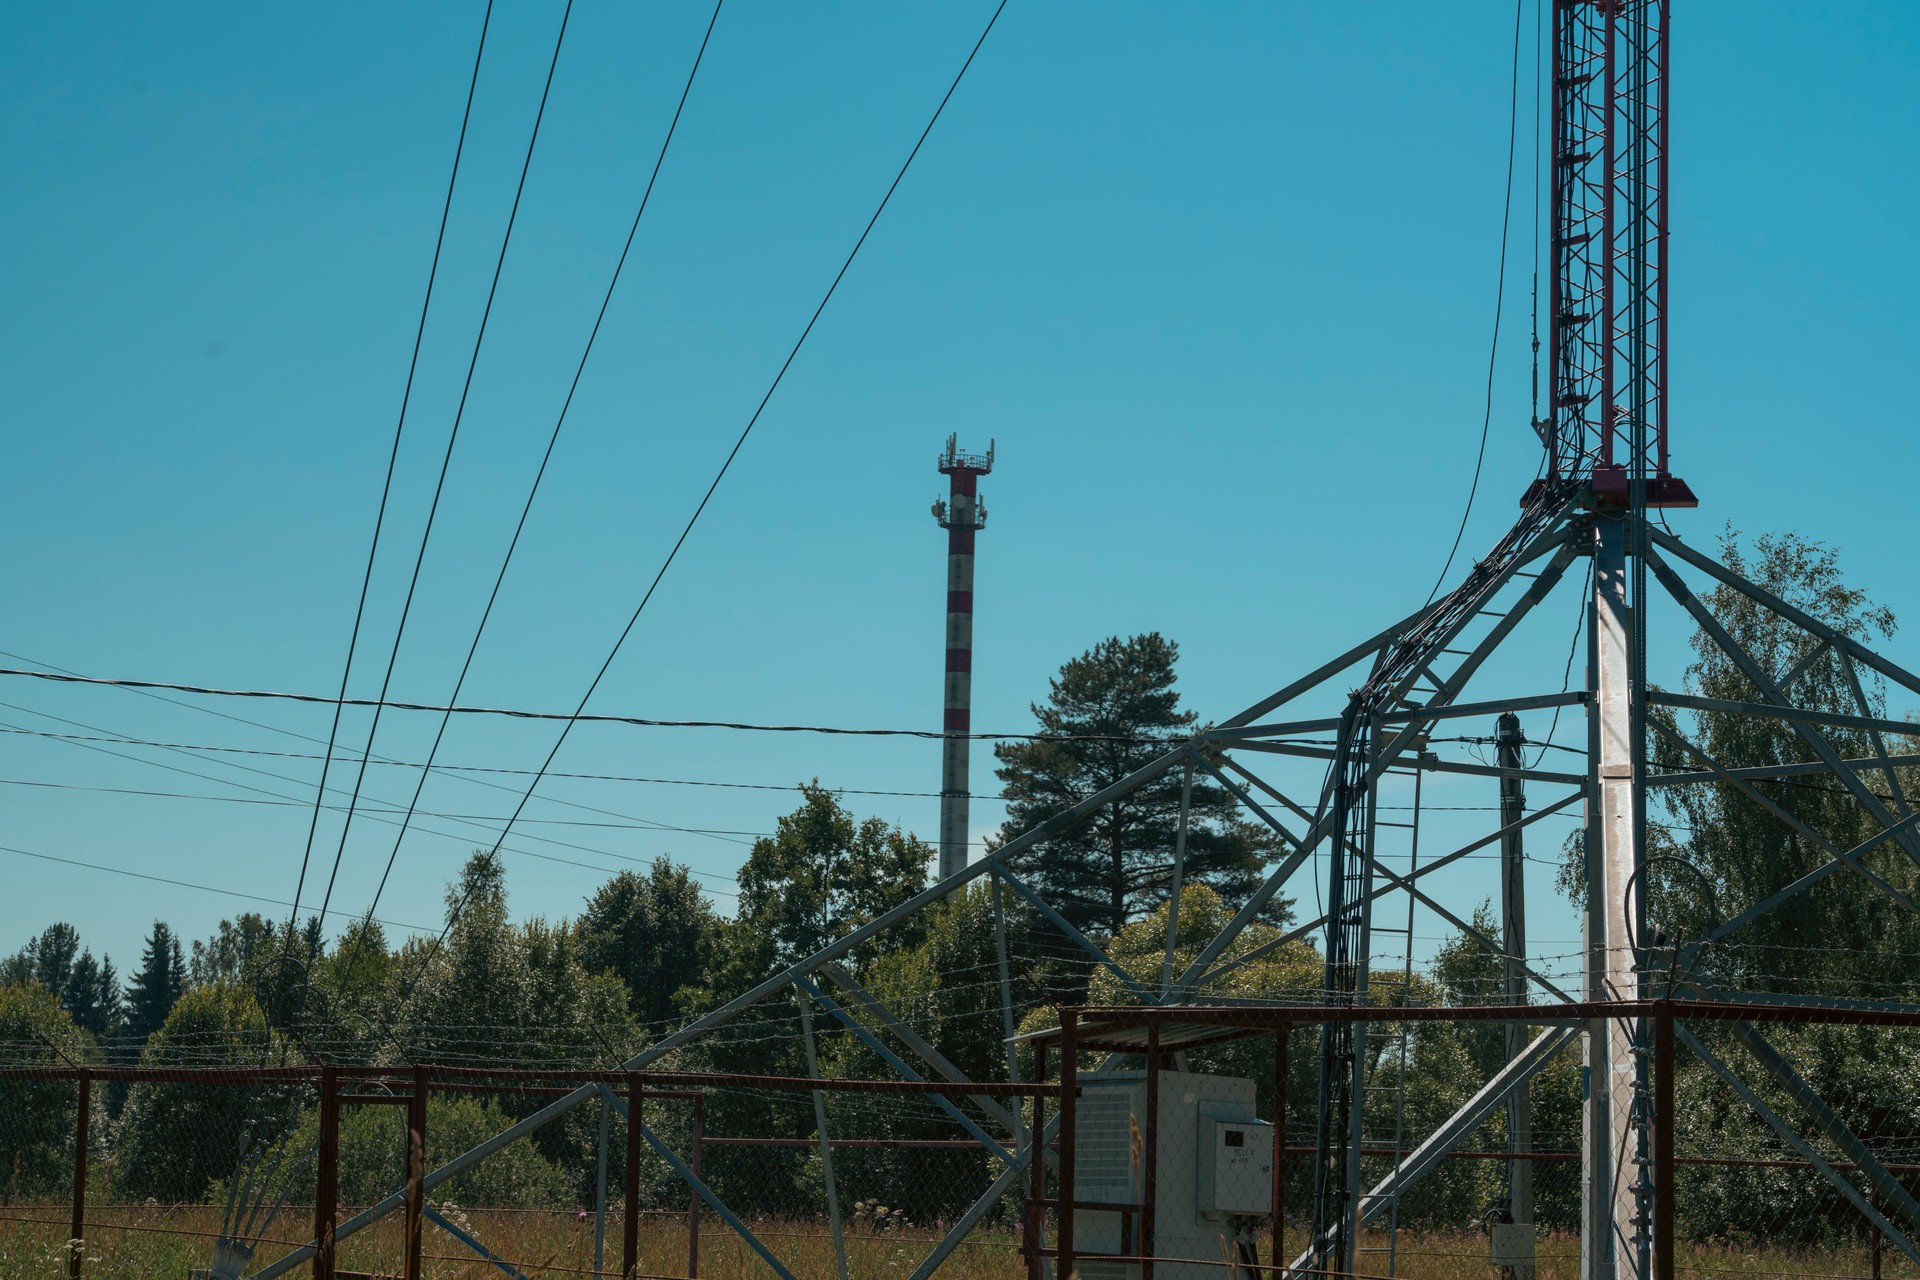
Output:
[932, 435, 993, 882]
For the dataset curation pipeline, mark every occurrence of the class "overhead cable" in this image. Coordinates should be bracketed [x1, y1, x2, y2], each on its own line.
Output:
[315, 0, 578, 929]
[357, 0, 724, 931]
[397, 0, 1012, 997]
[0, 724, 1014, 800]
[2, 842, 433, 933]
[0, 663, 1176, 742]
[1423, 0, 1525, 605]
[288, 0, 498, 931]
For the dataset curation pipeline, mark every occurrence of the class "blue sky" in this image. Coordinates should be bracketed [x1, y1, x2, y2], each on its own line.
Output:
[2, 2, 1916, 974]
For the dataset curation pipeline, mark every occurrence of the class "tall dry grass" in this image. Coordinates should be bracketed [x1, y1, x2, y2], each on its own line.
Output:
[4, 1205, 1916, 1278]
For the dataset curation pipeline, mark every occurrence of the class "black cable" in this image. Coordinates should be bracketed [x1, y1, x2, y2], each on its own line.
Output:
[1424, 0, 1525, 606]
[0, 664, 1176, 742]
[357, 0, 724, 932]
[1530, 558, 1593, 769]
[393, 0, 1011, 999]
[0, 724, 1018, 800]
[314, 0, 576, 929]
[287, 0, 496, 931]
[1529, 0, 1545, 470]
[1, 693, 760, 855]
[0, 704, 754, 895]
[3, 843, 433, 933]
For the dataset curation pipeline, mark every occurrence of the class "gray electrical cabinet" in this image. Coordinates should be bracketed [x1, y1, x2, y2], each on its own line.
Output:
[1197, 1116, 1276, 1215]
[1070, 1070, 1272, 1280]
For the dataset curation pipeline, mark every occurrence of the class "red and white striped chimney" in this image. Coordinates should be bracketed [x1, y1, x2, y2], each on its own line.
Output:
[932, 435, 993, 883]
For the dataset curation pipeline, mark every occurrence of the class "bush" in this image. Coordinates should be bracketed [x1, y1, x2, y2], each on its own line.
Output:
[268, 1092, 573, 1209]
[0, 982, 98, 1199]
[112, 984, 300, 1202]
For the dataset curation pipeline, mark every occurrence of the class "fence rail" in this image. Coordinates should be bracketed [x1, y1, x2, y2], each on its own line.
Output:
[9, 999, 1920, 1279]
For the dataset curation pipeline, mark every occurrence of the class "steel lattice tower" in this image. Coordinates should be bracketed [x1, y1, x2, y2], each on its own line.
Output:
[239, 8, 1920, 1278]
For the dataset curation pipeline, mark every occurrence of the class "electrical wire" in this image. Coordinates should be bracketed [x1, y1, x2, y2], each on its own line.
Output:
[389, 0, 1011, 1005]
[2, 842, 434, 933]
[0, 723, 1015, 801]
[1529, 557, 1592, 769]
[0, 693, 766, 857]
[287, 0, 496, 932]
[0, 702, 756, 897]
[315, 0, 576, 929]
[1423, 0, 1525, 607]
[356, 0, 724, 931]
[0, 663, 1175, 742]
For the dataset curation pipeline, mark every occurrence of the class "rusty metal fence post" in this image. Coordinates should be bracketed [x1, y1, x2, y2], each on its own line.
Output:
[1028, 1044, 1048, 1280]
[1058, 1008, 1078, 1277]
[404, 1065, 427, 1280]
[687, 1093, 703, 1278]
[68, 1067, 90, 1280]
[624, 1073, 642, 1280]
[1274, 1022, 1288, 1278]
[314, 1065, 339, 1280]
[1142, 1022, 1160, 1280]
[1653, 1002, 1675, 1280]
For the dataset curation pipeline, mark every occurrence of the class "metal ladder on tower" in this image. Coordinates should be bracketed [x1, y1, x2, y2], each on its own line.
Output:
[1356, 763, 1425, 1276]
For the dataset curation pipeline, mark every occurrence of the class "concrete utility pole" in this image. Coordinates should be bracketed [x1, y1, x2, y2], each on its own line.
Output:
[932, 436, 993, 883]
[1498, 712, 1534, 1273]
[1585, 515, 1646, 1280]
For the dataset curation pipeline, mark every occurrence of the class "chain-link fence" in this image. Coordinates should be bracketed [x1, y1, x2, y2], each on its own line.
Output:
[1027, 999, 1920, 1280]
[13, 999, 1920, 1278]
[0, 1062, 1046, 1279]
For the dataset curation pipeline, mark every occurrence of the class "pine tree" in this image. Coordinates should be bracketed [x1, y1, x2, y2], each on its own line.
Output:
[992, 633, 1283, 936]
[65, 950, 119, 1038]
[5, 923, 118, 1036]
[124, 921, 186, 1043]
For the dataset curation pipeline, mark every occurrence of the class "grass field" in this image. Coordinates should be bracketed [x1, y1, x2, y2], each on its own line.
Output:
[0, 1202, 1029, 1278]
[2, 1204, 1913, 1278]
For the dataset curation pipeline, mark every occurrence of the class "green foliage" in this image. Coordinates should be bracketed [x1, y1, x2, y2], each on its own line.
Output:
[112, 983, 301, 1202]
[0, 982, 99, 1198]
[993, 634, 1284, 935]
[578, 858, 715, 1029]
[729, 782, 931, 976]
[397, 854, 642, 1070]
[1079, 884, 1323, 1112]
[122, 921, 185, 1044]
[808, 883, 1051, 1222]
[187, 913, 277, 987]
[4, 923, 120, 1038]
[267, 1093, 573, 1209]
[1650, 529, 1920, 998]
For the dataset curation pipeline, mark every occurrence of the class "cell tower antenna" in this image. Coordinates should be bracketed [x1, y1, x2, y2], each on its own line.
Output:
[931, 434, 993, 882]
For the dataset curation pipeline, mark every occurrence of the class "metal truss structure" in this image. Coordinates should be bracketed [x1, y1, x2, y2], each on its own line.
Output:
[243, 484, 1920, 1280]
[229, 3, 1920, 1278]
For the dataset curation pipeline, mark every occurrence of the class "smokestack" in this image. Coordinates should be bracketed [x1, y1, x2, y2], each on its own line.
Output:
[931, 435, 993, 883]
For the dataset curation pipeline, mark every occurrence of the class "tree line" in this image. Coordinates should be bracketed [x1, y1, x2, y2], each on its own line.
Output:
[5, 533, 1919, 1244]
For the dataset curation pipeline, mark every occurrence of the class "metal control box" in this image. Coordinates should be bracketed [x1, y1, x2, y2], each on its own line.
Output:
[1071, 1070, 1265, 1278]
[1197, 1117, 1275, 1215]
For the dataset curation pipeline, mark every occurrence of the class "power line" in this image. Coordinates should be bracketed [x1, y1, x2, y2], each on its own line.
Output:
[0, 663, 1177, 743]
[0, 724, 1016, 801]
[395, 0, 1012, 1004]
[360, 0, 724, 934]
[0, 693, 764, 859]
[1423, 0, 1525, 606]
[2, 843, 434, 933]
[289, 0, 498, 932]
[316, 0, 577, 930]
[0, 702, 754, 896]
[0, 777, 773, 838]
